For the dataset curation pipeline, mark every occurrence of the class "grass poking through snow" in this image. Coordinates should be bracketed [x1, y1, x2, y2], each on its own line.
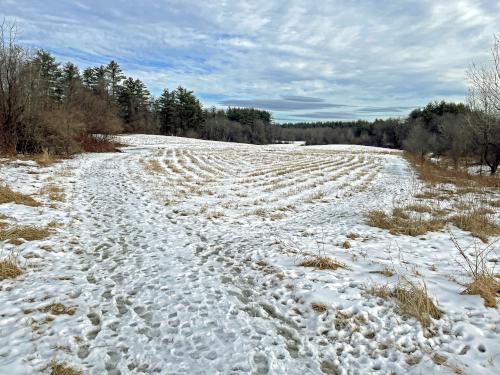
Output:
[40, 303, 77, 316]
[453, 235, 500, 307]
[0, 184, 40, 207]
[393, 279, 442, 328]
[0, 225, 51, 242]
[366, 209, 445, 236]
[0, 254, 23, 280]
[49, 361, 82, 375]
[367, 279, 441, 328]
[299, 255, 348, 271]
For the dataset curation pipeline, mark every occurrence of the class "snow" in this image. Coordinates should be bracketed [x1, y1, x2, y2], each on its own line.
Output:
[0, 134, 499, 375]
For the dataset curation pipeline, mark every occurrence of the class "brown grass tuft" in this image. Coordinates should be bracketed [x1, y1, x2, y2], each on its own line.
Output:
[311, 302, 328, 313]
[41, 184, 65, 202]
[367, 279, 441, 328]
[346, 232, 359, 240]
[144, 159, 164, 174]
[0, 254, 23, 280]
[453, 235, 500, 307]
[342, 240, 351, 249]
[463, 275, 500, 308]
[0, 225, 51, 242]
[299, 256, 348, 271]
[34, 149, 56, 166]
[49, 361, 82, 375]
[406, 204, 433, 213]
[451, 212, 500, 243]
[0, 184, 40, 207]
[366, 284, 392, 300]
[369, 265, 395, 277]
[366, 209, 445, 236]
[393, 279, 442, 327]
[40, 303, 76, 316]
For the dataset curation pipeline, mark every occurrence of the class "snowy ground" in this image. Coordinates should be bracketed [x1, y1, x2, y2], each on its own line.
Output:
[0, 134, 499, 375]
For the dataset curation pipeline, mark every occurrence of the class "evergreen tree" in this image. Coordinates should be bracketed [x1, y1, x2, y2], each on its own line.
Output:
[31, 49, 62, 107]
[106, 60, 125, 100]
[117, 77, 151, 132]
[82, 67, 94, 89]
[157, 88, 177, 135]
[175, 86, 203, 135]
[60, 62, 81, 101]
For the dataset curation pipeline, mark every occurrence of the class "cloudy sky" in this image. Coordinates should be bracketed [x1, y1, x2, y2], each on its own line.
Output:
[2, 0, 498, 122]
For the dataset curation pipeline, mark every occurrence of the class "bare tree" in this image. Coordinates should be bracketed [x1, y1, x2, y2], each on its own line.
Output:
[466, 34, 500, 174]
[0, 21, 29, 154]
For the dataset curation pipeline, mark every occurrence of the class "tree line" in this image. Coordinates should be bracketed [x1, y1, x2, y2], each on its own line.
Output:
[0, 22, 275, 155]
[279, 35, 500, 175]
[1, 22, 498, 174]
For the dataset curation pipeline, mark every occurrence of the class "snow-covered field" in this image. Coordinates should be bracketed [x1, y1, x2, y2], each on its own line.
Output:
[0, 134, 499, 375]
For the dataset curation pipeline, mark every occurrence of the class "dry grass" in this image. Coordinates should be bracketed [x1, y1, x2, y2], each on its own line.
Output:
[34, 149, 56, 166]
[304, 191, 326, 203]
[369, 265, 395, 277]
[342, 240, 351, 249]
[367, 279, 441, 328]
[49, 361, 82, 375]
[366, 284, 392, 300]
[453, 235, 500, 307]
[0, 254, 23, 280]
[393, 279, 442, 327]
[251, 208, 267, 217]
[0, 225, 51, 242]
[311, 302, 328, 313]
[451, 211, 500, 243]
[206, 210, 224, 219]
[144, 159, 164, 174]
[40, 303, 77, 316]
[0, 184, 40, 207]
[405, 153, 500, 189]
[366, 209, 445, 236]
[406, 203, 433, 213]
[41, 184, 65, 202]
[463, 275, 500, 308]
[346, 232, 359, 240]
[299, 255, 347, 271]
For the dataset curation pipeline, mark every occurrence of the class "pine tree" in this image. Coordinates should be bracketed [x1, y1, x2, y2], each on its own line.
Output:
[60, 62, 81, 101]
[106, 60, 125, 100]
[157, 88, 177, 135]
[32, 49, 62, 107]
[175, 86, 203, 135]
[117, 77, 151, 131]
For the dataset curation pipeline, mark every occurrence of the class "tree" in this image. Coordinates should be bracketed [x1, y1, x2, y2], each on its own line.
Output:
[175, 86, 203, 136]
[60, 62, 81, 102]
[31, 49, 62, 108]
[466, 34, 500, 174]
[157, 88, 177, 135]
[106, 60, 124, 100]
[0, 22, 29, 154]
[117, 77, 151, 132]
[402, 121, 437, 160]
[438, 113, 473, 167]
